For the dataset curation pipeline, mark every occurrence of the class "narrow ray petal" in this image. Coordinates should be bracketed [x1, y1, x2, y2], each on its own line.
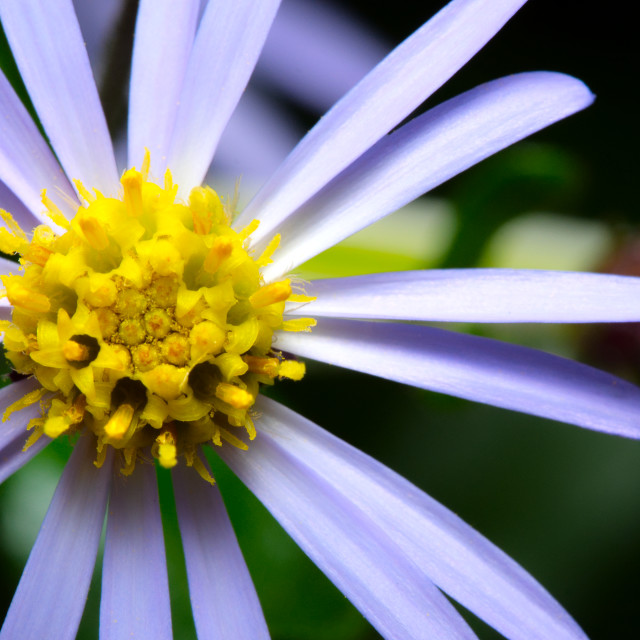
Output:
[128, 0, 199, 173]
[173, 461, 269, 640]
[100, 462, 171, 640]
[0, 434, 111, 640]
[0, 180, 40, 229]
[277, 318, 640, 439]
[236, 0, 528, 241]
[167, 0, 281, 189]
[291, 270, 640, 323]
[0, 72, 77, 222]
[264, 72, 593, 279]
[227, 398, 588, 640]
[220, 423, 478, 640]
[0, 0, 118, 193]
[0, 379, 50, 484]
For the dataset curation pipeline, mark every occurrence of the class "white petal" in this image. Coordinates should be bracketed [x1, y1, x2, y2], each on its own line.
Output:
[0, 71, 78, 223]
[263, 72, 594, 280]
[228, 397, 588, 640]
[167, 0, 281, 190]
[0, 435, 111, 640]
[0, 180, 40, 229]
[220, 409, 478, 640]
[277, 318, 640, 439]
[100, 462, 171, 640]
[236, 0, 528, 242]
[127, 0, 199, 173]
[0, 0, 118, 193]
[172, 460, 270, 640]
[292, 270, 640, 323]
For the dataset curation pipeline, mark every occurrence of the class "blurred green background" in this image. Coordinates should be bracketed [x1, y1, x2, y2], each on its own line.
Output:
[1, 1, 639, 639]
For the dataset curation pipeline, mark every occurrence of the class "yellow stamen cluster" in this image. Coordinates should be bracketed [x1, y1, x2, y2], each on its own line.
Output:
[0, 157, 314, 481]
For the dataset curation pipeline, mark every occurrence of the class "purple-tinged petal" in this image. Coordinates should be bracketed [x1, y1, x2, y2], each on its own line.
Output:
[291, 270, 640, 323]
[0, 256, 20, 276]
[173, 460, 269, 640]
[167, 0, 281, 190]
[0, 379, 51, 484]
[256, 0, 388, 112]
[220, 415, 478, 640]
[100, 462, 171, 640]
[0, 434, 111, 640]
[236, 0, 528, 242]
[0, 0, 118, 193]
[277, 318, 640, 439]
[230, 397, 588, 640]
[263, 72, 594, 279]
[0, 180, 40, 229]
[0, 71, 78, 224]
[127, 0, 199, 173]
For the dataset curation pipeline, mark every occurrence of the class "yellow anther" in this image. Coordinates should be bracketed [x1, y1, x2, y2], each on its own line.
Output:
[62, 340, 90, 363]
[83, 277, 118, 307]
[104, 404, 135, 439]
[144, 308, 172, 338]
[189, 321, 225, 359]
[279, 360, 306, 380]
[141, 363, 186, 400]
[40, 189, 70, 229]
[95, 309, 119, 338]
[132, 344, 160, 371]
[115, 288, 148, 317]
[255, 234, 281, 267]
[118, 318, 146, 345]
[23, 243, 53, 267]
[122, 168, 144, 217]
[189, 186, 225, 234]
[3, 387, 47, 422]
[149, 276, 179, 307]
[244, 355, 280, 377]
[73, 179, 95, 204]
[141, 148, 151, 181]
[162, 334, 190, 366]
[78, 216, 109, 250]
[218, 427, 248, 450]
[215, 383, 253, 409]
[154, 429, 178, 469]
[150, 239, 182, 276]
[203, 236, 233, 274]
[1, 277, 50, 313]
[238, 219, 259, 241]
[281, 317, 317, 332]
[249, 280, 292, 308]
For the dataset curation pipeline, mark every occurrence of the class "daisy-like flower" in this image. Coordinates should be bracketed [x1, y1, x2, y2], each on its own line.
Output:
[2, 1, 640, 639]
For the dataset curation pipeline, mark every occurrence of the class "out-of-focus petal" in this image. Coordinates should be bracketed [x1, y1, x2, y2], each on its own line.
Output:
[0, 434, 111, 640]
[127, 0, 199, 174]
[221, 410, 478, 640]
[256, 0, 388, 111]
[211, 89, 302, 199]
[263, 72, 594, 280]
[173, 461, 269, 640]
[237, 0, 528, 242]
[0, 379, 50, 484]
[225, 397, 588, 640]
[100, 462, 171, 640]
[0, 0, 118, 193]
[0, 71, 77, 223]
[167, 0, 281, 190]
[277, 318, 640, 439]
[292, 270, 640, 323]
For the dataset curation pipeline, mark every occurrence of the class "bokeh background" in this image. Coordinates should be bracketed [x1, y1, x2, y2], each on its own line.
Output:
[1, 1, 639, 638]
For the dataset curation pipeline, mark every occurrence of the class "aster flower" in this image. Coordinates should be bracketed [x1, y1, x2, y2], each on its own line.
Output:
[1, 1, 640, 639]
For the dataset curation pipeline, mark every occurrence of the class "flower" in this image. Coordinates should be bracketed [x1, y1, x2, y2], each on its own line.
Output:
[1, 1, 639, 639]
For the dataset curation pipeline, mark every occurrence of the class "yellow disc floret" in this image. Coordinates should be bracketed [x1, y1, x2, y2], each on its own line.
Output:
[0, 154, 315, 482]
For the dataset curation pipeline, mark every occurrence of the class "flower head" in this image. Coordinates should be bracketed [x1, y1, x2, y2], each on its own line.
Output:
[1, 1, 639, 639]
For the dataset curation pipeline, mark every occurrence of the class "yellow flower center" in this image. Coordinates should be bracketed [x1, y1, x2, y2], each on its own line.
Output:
[0, 154, 314, 482]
